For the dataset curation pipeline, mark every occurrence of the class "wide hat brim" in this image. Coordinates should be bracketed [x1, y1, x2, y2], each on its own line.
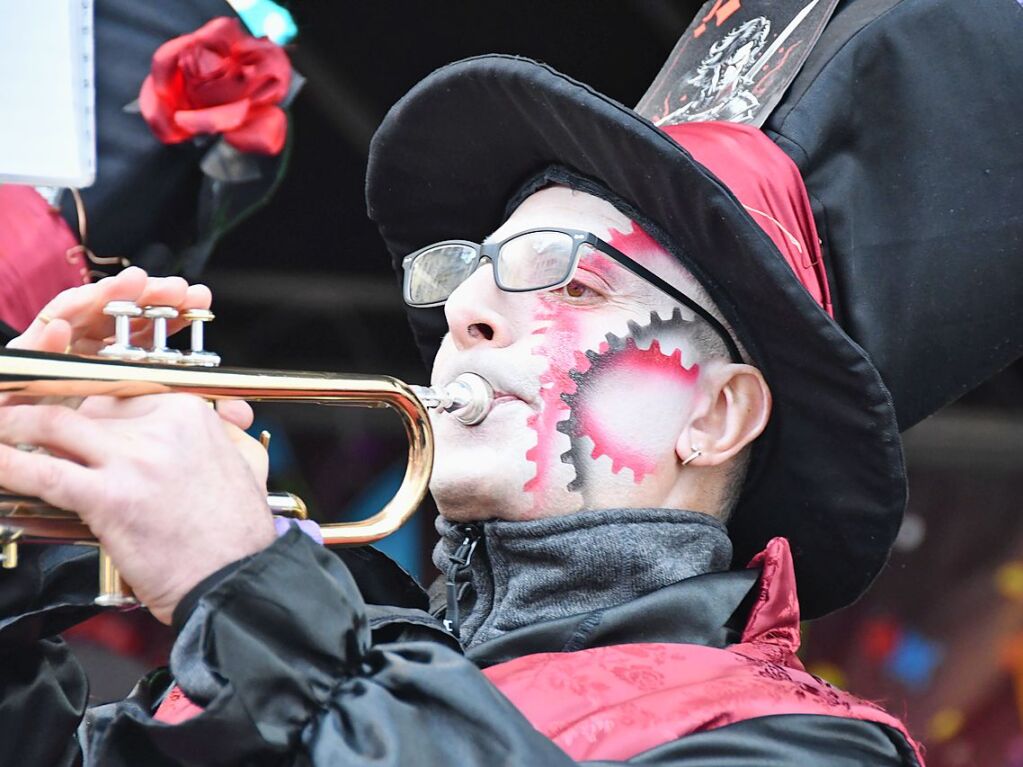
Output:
[366, 55, 906, 619]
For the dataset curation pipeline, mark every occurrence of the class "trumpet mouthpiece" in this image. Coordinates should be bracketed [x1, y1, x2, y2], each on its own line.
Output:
[411, 373, 493, 425]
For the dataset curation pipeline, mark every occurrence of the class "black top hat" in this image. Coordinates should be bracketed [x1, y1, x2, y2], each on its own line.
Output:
[764, 0, 1023, 430]
[366, 0, 1022, 618]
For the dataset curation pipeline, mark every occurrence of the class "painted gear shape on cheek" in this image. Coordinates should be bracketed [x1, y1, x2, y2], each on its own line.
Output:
[558, 307, 702, 492]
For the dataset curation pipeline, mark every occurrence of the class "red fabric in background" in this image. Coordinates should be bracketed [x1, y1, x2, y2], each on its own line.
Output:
[0, 185, 89, 332]
[663, 122, 832, 317]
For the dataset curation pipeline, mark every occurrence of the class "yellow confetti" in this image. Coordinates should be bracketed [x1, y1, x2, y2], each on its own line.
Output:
[928, 708, 964, 743]
[995, 562, 1023, 600]
[807, 662, 846, 690]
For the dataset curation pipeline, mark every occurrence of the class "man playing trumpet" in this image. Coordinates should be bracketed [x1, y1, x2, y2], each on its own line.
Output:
[0, 159, 923, 765]
[4, 0, 1023, 757]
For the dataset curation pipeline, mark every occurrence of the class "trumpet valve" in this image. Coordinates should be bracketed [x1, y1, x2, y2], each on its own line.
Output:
[181, 309, 221, 367]
[98, 301, 146, 361]
[143, 306, 183, 364]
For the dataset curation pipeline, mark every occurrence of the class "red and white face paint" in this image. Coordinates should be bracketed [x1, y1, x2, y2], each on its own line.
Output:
[430, 187, 714, 522]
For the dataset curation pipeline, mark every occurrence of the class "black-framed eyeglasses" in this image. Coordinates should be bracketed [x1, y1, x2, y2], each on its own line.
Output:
[401, 227, 741, 363]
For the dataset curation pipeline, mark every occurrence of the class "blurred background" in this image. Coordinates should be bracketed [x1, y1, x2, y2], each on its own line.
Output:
[3, 2, 1021, 765]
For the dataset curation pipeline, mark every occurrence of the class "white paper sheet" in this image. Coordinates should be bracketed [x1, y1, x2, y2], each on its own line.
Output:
[0, 0, 96, 187]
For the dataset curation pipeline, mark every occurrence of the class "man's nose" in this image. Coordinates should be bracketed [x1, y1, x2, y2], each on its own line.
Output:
[444, 262, 515, 350]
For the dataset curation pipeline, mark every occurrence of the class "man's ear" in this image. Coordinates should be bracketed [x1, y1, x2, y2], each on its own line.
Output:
[676, 363, 771, 467]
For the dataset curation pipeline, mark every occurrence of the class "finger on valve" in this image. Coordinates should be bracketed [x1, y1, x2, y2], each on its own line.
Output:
[123, 283, 213, 347]
[6, 269, 144, 355]
[10, 270, 212, 356]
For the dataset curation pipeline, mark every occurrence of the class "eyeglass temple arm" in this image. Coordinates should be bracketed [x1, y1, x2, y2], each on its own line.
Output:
[592, 238, 744, 364]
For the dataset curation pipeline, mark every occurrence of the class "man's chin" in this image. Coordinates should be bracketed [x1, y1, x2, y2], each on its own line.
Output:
[430, 472, 529, 522]
[430, 415, 537, 520]
[434, 505, 491, 524]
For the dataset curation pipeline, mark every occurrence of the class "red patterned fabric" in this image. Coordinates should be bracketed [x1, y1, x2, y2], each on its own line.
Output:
[153, 685, 204, 724]
[483, 538, 925, 763]
[0, 186, 88, 332]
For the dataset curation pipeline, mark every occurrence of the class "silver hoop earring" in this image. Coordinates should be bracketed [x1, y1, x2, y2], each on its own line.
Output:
[682, 447, 702, 467]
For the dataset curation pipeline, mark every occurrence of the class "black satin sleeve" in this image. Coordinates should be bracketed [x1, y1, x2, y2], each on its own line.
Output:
[0, 545, 103, 767]
[623, 714, 919, 766]
[84, 529, 580, 765]
[0, 638, 89, 767]
[83, 531, 918, 766]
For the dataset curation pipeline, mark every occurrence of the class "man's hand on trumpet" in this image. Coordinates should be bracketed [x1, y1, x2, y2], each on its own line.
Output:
[8, 266, 211, 356]
[0, 269, 277, 624]
[5, 266, 268, 483]
[0, 394, 276, 624]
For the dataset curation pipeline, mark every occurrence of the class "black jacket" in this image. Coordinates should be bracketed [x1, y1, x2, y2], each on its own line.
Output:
[0, 529, 920, 765]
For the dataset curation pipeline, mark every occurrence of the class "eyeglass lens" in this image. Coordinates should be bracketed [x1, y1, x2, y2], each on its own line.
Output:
[406, 243, 478, 305]
[407, 231, 579, 305]
[495, 230, 576, 291]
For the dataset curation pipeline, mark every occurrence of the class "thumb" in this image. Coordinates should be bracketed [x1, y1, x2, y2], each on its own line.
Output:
[223, 422, 270, 488]
[8, 318, 73, 354]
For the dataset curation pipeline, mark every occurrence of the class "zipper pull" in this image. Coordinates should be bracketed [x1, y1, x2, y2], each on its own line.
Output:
[444, 524, 481, 639]
[449, 525, 481, 569]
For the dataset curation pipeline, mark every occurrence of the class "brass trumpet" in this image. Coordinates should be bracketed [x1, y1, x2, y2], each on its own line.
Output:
[0, 346, 460, 606]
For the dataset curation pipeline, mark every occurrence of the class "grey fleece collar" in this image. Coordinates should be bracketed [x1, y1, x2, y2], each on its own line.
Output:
[432, 508, 733, 649]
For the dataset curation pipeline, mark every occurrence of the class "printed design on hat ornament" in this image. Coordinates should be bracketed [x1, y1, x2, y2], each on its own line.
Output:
[672, 17, 771, 123]
[557, 308, 701, 493]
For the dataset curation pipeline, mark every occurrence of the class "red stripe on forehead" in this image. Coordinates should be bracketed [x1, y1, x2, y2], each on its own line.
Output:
[578, 224, 677, 285]
[606, 224, 680, 284]
[607, 224, 667, 260]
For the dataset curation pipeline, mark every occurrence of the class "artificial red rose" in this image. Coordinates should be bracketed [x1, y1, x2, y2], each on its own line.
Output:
[139, 17, 291, 155]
